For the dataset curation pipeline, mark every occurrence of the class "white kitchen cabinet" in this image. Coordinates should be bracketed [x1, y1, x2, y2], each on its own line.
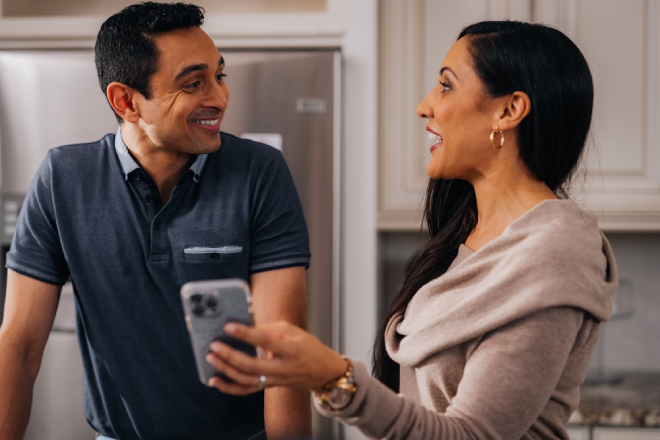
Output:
[568, 426, 591, 440]
[593, 427, 660, 440]
[0, 0, 344, 48]
[566, 427, 660, 440]
[535, 0, 660, 231]
[378, 0, 660, 231]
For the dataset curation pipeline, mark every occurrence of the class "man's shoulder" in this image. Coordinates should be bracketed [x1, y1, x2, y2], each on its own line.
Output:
[47, 133, 115, 162]
[217, 132, 283, 161]
[203, 133, 288, 182]
[39, 133, 117, 187]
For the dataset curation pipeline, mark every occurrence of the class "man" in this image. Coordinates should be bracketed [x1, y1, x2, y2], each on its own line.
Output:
[0, 3, 311, 439]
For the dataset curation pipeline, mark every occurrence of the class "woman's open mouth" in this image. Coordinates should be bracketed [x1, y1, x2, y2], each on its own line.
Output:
[427, 128, 443, 153]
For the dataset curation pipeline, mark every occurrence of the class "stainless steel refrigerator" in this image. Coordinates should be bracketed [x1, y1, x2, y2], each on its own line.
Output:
[0, 49, 341, 440]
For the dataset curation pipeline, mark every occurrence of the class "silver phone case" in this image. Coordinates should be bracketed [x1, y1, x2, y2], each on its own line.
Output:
[181, 278, 255, 385]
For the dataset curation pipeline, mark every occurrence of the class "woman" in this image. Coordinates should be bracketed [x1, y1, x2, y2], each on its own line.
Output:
[206, 21, 617, 439]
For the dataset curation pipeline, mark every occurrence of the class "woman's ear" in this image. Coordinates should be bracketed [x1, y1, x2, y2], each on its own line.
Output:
[106, 82, 140, 124]
[495, 91, 531, 131]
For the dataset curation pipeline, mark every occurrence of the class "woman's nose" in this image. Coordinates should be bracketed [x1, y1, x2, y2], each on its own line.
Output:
[416, 93, 433, 119]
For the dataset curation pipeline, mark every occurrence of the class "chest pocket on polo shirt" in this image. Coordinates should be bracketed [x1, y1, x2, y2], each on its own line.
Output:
[183, 245, 243, 261]
[181, 242, 250, 281]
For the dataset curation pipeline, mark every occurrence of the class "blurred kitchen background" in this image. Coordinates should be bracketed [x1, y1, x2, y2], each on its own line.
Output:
[0, 1, 658, 440]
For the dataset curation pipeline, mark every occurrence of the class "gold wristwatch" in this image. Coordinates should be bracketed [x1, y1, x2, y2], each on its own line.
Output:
[314, 357, 357, 411]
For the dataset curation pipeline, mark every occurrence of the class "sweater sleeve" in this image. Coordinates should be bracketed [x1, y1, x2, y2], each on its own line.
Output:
[315, 307, 586, 440]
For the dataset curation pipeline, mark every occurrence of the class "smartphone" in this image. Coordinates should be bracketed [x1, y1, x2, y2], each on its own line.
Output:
[181, 278, 257, 385]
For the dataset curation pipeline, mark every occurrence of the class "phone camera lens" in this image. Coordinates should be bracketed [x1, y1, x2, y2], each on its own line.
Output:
[206, 297, 218, 312]
[192, 305, 205, 316]
[191, 294, 203, 304]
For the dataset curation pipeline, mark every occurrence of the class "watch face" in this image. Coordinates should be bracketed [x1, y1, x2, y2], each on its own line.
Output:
[328, 387, 352, 410]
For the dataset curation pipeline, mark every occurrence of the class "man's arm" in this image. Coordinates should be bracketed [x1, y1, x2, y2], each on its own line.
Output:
[250, 266, 311, 440]
[0, 270, 61, 440]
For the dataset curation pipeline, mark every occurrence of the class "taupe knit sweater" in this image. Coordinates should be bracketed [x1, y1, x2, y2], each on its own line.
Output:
[316, 200, 618, 439]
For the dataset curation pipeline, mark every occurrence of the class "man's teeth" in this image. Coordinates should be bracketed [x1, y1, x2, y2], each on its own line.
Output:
[195, 119, 219, 125]
[428, 132, 442, 142]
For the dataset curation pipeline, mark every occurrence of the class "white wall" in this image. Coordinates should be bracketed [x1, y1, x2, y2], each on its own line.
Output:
[2, 0, 325, 17]
[340, 1, 379, 438]
[597, 233, 660, 371]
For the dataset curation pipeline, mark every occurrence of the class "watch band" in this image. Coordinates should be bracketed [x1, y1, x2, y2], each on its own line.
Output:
[313, 357, 357, 411]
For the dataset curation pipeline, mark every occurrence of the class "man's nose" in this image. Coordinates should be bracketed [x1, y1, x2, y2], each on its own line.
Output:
[204, 81, 228, 110]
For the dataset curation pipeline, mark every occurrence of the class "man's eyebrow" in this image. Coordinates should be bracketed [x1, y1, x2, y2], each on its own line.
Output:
[174, 57, 225, 82]
[439, 66, 458, 80]
[174, 63, 207, 82]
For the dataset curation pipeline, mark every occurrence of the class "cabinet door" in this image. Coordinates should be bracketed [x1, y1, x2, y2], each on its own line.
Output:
[534, 0, 660, 231]
[0, 0, 343, 47]
[378, 0, 660, 231]
[593, 427, 660, 440]
[568, 426, 591, 440]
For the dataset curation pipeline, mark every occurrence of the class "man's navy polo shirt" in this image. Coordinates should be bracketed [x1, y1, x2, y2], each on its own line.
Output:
[6, 129, 310, 440]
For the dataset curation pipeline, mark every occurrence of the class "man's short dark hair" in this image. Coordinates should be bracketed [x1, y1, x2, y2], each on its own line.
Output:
[95, 2, 205, 122]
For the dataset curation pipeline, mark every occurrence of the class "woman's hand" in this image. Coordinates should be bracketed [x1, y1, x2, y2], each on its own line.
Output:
[206, 320, 348, 396]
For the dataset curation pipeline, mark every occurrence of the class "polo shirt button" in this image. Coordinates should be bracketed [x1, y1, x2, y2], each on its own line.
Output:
[146, 195, 153, 203]
[135, 174, 142, 181]
[210, 253, 219, 260]
[153, 222, 161, 230]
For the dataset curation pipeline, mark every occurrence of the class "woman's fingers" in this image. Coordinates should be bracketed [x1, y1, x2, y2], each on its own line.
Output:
[207, 346, 302, 394]
[210, 341, 273, 374]
[207, 374, 262, 396]
[224, 322, 292, 355]
[209, 321, 338, 393]
[205, 351, 265, 386]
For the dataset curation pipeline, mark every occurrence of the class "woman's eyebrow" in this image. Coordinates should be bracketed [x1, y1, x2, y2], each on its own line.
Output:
[439, 66, 458, 81]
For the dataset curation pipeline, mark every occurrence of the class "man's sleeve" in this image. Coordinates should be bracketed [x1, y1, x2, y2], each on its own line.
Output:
[248, 149, 311, 274]
[5, 151, 70, 285]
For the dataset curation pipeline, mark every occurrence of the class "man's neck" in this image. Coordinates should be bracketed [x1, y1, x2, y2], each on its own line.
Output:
[119, 124, 193, 205]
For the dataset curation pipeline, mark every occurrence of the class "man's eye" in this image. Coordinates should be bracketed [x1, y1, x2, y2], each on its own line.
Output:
[216, 73, 227, 81]
[184, 81, 201, 89]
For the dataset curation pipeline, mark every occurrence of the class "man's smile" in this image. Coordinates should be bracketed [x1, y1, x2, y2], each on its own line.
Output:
[191, 117, 221, 133]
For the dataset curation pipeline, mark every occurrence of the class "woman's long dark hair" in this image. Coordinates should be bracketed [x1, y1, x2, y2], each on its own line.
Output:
[372, 20, 595, 391]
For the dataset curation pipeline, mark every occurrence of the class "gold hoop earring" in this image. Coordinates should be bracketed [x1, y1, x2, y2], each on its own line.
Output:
[490, 126, 504, 149]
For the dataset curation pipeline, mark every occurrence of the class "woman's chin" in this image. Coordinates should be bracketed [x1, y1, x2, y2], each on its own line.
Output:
[426, 164, 445, 180]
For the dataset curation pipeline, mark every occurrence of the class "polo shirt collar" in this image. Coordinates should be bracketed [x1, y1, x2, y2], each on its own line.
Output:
[113, 126, 209, 183]
[189, 150, 208, 183]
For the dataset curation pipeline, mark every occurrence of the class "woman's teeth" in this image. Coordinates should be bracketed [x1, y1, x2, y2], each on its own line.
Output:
[428, 132, 442, 142]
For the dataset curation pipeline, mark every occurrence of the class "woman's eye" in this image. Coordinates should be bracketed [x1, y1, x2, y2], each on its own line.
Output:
[439, 81, 450, 92]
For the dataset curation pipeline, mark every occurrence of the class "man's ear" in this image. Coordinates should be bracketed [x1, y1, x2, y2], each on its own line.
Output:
[494, 91, 531, 131]
[106, 82, 140, 124]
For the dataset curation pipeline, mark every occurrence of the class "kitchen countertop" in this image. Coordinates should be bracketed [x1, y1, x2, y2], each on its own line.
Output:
[569, 372, 660, 427]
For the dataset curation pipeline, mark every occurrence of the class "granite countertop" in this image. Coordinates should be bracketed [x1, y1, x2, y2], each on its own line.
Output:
[569, 372, 660, 428]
